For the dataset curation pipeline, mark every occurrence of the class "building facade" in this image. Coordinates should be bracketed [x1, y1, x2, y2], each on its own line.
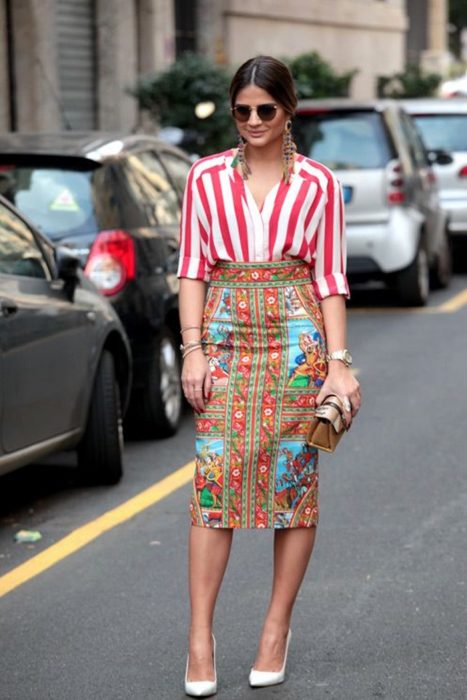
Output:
[0, 0, 176, 133]
[0, 0, 448, 134]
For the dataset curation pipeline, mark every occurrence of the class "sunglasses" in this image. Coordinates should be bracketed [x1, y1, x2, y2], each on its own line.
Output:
[231, 103, 278, 122]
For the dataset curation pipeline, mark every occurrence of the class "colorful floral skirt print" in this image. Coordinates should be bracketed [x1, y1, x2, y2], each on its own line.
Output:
[190, 260, 327, 529]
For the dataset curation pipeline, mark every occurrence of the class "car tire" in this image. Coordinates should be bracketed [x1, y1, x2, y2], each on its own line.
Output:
[393, 245, 430, 307]
[127, 327, 182, 439]
[430, 229, 452, 290]
[77, 350, 124, 485]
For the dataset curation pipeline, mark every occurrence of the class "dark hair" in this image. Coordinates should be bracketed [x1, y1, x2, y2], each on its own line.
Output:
[229, 56, 297, 116]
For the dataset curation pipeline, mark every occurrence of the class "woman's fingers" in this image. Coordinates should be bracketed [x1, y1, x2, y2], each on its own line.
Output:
[182, 361, 211, 413]
[315, 374, 361, 426]
[184, 381, 205, 412]
[203, 371, 212, 403]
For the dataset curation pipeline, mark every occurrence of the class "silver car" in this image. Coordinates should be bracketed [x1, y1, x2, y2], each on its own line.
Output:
[402, 99, 467, 239]
[294, 99, 451, 306]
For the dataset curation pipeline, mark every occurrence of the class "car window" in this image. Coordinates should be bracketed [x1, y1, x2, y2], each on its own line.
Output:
[158, 151, 191, 200]
[399, 111, 429, 168]
[294, 111, 393, 170]
[412, 114, 467, 152]
[0, 164, 100, 240]
[122, 151, 180, 226]
[0, 201, 50, 278]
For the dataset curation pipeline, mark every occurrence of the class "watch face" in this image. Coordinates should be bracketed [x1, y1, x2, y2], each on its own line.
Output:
[343, 350, 353, 365]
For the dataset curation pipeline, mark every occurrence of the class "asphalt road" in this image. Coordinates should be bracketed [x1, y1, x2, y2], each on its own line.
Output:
[1, 277, 467, 700]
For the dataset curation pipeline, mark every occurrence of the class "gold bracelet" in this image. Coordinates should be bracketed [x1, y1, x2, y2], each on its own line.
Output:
[180, 325, 201, 334]
[182, 345, 203, 360]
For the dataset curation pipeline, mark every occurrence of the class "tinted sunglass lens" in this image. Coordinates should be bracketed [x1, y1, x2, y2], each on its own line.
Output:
[257, 105, 277, 121]
[233, 106, 250, 121]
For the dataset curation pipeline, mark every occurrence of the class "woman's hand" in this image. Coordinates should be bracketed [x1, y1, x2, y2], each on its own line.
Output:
[316, 362, 361, 428]
[181, 349, 212, 413]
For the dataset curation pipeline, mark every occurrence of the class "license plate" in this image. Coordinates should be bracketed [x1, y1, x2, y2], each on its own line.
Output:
[342, 185, 353, 204]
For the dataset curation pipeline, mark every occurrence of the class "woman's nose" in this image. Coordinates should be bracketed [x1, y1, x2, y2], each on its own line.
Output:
[248, 108, 262, 126]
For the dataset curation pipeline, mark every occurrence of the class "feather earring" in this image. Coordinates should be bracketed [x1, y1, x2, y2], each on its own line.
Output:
[232, 133, 251, 180]
[282, 119, 297, 184]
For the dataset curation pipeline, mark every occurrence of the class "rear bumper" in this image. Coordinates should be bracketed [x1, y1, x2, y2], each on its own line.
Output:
[346, 207, 423, 275]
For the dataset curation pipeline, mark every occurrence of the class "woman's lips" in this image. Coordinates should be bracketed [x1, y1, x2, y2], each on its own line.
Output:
[248, 131, 267, 137]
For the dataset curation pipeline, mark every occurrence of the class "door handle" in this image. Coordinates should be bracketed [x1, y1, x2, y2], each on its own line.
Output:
[0, 300, 18, 317]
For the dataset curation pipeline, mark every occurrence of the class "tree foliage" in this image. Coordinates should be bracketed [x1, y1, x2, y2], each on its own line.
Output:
[131, 52, 233, 155]
[377, 64, 442, 98]
[287, 52, 358, 99]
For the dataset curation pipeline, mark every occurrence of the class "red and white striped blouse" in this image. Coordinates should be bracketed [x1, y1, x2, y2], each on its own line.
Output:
[177, 149, 349, 300]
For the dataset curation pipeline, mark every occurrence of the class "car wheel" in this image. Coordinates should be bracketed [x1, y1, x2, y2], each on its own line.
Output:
[430, 229, 452, 290]
[393, 245, 430, 307]
[127, 327, 182, 439]
[77, 350, 123, 485]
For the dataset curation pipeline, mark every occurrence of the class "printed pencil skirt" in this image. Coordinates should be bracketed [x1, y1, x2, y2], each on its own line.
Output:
[190, 260, 327, 529]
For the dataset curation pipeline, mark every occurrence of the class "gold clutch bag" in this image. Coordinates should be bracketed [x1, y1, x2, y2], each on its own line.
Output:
[306, 395, 349, 453]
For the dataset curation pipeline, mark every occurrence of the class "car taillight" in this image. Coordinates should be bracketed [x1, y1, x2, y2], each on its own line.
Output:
[84, 229, 135, 296]
[387, 160, 406, 205]
[459, 165, 467, 178]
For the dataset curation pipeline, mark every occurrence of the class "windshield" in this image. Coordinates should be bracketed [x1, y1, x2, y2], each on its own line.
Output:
[411, 114, 467, 152]
[0, 164, 99, 240]
[294, 110, 393, 170]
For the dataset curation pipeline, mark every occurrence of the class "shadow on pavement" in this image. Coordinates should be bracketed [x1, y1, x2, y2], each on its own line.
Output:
[0, 457, 78, 519]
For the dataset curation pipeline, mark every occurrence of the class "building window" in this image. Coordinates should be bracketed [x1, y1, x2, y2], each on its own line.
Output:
[57, 0, 97, 130]
[174, 0, 197, 56]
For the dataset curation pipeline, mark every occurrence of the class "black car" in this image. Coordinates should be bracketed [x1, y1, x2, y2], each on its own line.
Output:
[0, 133, 192, 437]
[0, 195, 132, 484]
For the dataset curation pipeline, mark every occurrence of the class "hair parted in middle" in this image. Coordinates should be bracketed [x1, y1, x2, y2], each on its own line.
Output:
[229, 56, 298, 116]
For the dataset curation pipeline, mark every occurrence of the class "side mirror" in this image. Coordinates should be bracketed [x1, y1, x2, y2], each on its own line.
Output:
[427, 149, 453, 166]
[55, 246, 81, 301]
[164, 248, 180, 274]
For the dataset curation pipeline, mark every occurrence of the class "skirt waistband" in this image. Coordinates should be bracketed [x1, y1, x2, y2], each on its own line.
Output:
[209, 260, 311, 288]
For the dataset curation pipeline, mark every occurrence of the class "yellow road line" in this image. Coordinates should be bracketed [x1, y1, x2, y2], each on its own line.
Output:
[434, 288, 467, 313]
[0, 461, 195, 599]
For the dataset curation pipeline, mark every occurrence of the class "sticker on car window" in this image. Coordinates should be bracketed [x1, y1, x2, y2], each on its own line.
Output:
[50, 188, 80, 212]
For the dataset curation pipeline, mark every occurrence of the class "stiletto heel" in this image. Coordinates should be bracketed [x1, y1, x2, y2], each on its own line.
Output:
[249, 628, 291, 687]
[184, 633, 217, 697]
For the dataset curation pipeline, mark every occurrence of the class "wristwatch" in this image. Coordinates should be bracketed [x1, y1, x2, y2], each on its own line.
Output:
[326, 349, 353, 367]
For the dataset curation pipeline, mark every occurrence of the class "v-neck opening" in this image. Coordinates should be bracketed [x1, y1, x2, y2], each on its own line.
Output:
[245, 177, 281, 214]
[229, 163, 284, 215]
[228, 149, 304, 214]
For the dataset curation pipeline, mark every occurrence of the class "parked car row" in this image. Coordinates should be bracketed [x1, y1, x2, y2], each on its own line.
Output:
[0, 134, 191, 483]
[294, 98, 454, 306]
[1, 97, 466, 483]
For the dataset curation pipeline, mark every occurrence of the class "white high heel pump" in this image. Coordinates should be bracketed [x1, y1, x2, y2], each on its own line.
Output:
[249, 628, 292, 687]
[184, 633, 217, 697]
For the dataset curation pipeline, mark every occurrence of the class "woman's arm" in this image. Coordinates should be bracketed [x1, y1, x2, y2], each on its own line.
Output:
[317, 295, 361, 425]
[179, 278, 211, 413]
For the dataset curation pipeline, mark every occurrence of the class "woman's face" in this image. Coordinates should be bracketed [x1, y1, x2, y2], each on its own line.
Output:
[232, 84, 288, 149]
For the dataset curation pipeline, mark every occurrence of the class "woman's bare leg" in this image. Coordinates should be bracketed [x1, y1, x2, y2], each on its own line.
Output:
[187, 525, 234, 681]
[252, 527, 317, 670]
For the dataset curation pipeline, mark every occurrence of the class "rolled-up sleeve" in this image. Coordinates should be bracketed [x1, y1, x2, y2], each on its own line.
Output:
[177, 164, 210, 281]
[311, 174, 350, 301]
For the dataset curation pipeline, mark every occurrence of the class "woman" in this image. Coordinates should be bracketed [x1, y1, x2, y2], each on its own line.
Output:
[178, 56, 361, 697]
